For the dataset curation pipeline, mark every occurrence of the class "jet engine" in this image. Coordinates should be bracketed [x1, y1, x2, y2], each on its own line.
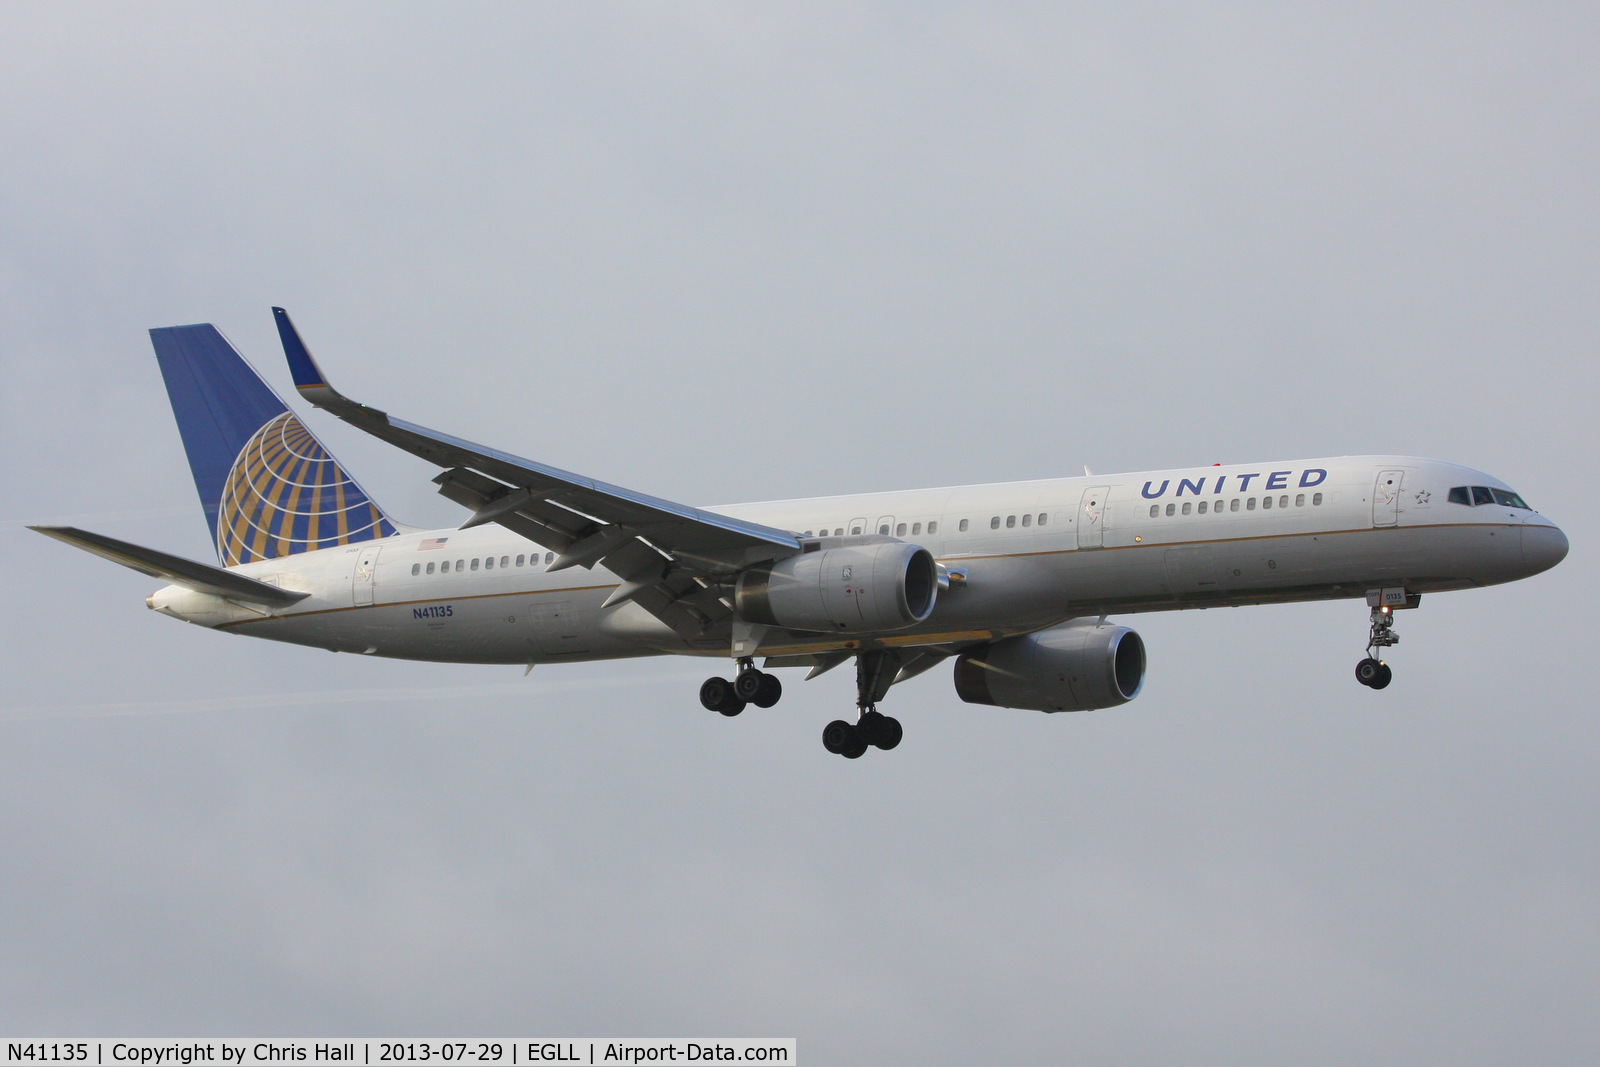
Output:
[735, 542, 938, 633]
[953, 621, 1145, 712]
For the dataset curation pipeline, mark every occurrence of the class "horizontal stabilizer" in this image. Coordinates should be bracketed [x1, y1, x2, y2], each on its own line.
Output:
[30, 526, 309, 606]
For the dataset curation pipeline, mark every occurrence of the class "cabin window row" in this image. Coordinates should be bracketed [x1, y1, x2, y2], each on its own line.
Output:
[410, 551, 557, 576]
[803, 521, 941, 537]
[990, 513, 1049, 530]
[1149, 493, 1323, 518]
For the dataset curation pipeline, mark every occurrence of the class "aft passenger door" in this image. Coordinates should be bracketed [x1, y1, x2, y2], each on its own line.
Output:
[1373, 470, 1404, 527]
[352, 545, 382, 606]
[1078, 487, 1109, 548]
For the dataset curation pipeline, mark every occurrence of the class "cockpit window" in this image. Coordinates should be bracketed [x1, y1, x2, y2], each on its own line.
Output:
[1448, 487, 1471, 506]
[1471, 486, 1495, 506]
[1490, 488, 1530, 510]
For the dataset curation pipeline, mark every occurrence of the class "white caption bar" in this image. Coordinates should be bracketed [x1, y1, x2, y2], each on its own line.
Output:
[1, 1043, 795, 1067]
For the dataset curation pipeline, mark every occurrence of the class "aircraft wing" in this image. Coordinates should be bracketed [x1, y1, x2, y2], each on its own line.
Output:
[30, 526, 310, 606]
[273, 308, 800, 640]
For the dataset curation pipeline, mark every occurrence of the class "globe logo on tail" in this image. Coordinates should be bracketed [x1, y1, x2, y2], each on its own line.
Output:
[217, 412, 396, 565]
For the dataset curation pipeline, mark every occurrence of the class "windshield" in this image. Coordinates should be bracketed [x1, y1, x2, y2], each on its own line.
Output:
[1490, 488, 1531, 510]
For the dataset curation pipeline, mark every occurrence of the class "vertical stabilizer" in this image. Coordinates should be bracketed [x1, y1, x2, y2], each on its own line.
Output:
[149, 323, 397, 565]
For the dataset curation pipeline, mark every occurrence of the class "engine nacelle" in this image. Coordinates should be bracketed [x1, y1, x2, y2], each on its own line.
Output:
[953, 622, 1145, 712]
[736, 542, 938, 633]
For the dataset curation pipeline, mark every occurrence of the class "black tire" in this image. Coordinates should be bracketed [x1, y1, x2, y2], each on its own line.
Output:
[1355, 658, 1382, 687]
[1371, 663, 1393, 690]
[822, 719, 855, 754]
[700, 676, 733, 711]
[874, 715, 903, 751]
[734, 669, 764, 702]
[752, 673, 783, 708]
[840, 731, 869, 759]
[701, 677, 744, 716]
[858, 709, 887, 746]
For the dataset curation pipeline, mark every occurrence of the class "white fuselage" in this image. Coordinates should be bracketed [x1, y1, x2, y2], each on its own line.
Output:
[147, 455, 1567, 665]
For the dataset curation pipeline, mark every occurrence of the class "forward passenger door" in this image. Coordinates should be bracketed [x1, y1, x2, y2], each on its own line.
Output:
[1078, 487, 1110, 548]
[1373, 470, 1404, 527]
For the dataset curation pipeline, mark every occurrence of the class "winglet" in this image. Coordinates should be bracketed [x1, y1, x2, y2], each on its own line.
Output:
[271, 308, 391, 431]
[272, 307, 330, 391]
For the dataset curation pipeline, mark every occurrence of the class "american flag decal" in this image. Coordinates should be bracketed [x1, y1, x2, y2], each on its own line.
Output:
[419, 537, 450, 550]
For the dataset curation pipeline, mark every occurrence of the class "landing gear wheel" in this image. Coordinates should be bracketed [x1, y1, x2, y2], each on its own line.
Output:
[1370, 663, 1393, 689]
[1355, 658, 1383, 687]
[699, 676, 746, 716]
[873, 715, 903, 751]
[858, 709, 887, 745]
[734, 669, 764, 702]
[822, 719, 857, 755]
[752, 673, 783, 708]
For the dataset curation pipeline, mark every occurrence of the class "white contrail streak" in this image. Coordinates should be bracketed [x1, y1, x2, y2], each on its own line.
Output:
[1, 669, 714, 723]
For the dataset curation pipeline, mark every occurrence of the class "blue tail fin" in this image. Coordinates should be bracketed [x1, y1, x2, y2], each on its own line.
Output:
[149, 323, 398, 566]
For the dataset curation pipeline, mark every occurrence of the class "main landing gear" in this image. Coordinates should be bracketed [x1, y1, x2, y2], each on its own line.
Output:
[1355, 600, 1402, 690]
[699, 660, 782, 717]
[822, 651, 904, 759]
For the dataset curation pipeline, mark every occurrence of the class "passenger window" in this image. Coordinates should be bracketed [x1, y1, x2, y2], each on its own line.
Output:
[1472, 486, 1494, 506]
[1021, 514, 1031, 527]
[456, 559, 465, 571]
[1448, 487, 1471, 506]
[426, 562, 436, 574]
[1008, 515, 1019, 528]
[1198, 501, 1208, 514]
[835, 528, 844, 536]
[1150, 505, 1159, 518]
[879, 524, 890, 535]
[958, 519, 968, 532]
[1312, 493, 1323, 506]
[1182, 502, 1192, 515]
[928, 521, 938, 534]
[1262, 496, 1272, 509]
[991, 516, 1001, 529]
[1215, 498, 1225, 514]
[851, 526, 862, 535]
[896, 523, 907, 536]
[1230, 499, 1240, 512]
[516, 555, 525, 566]
[1165, 503, 1175, 516]
[911, 523, 921, 535]
[484, 557, 494, 570]
[545, 552, 554, 564]
[471, 558, 480, 570]
[501, 556, 509, 567]
[1247, 498, 1257, 510]
[1295, 494, 1305, 507]
[1036, 514, 1046, 527]
[412, 563, 420, 576]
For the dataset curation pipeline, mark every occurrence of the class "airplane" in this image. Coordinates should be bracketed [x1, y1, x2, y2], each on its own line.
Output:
[33, 310, 1569, 758]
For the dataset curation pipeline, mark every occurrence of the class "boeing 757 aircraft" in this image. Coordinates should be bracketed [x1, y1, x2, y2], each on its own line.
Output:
[34, 311, 1569, 758]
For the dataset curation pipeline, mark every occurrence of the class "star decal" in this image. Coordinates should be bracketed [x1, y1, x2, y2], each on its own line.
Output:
[1414, 490, 1432, 505]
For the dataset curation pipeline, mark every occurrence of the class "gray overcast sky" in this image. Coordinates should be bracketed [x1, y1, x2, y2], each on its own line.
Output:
[2, 3, 1596, 1062]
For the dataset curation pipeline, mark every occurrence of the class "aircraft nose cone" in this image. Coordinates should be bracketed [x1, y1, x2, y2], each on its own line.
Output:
[1521, 523, 1569, 576]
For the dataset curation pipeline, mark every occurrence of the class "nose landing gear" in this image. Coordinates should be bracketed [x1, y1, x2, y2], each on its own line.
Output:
[1355, 595, 1407, 690]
